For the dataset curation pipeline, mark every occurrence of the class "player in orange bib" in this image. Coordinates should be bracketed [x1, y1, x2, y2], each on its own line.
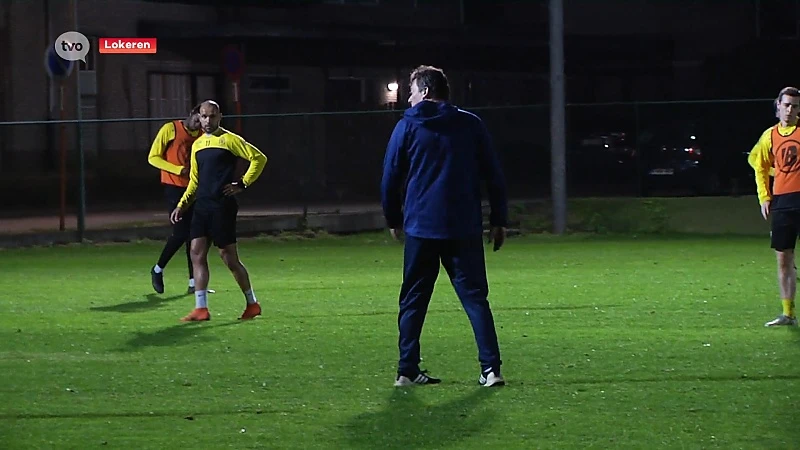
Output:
[147, 106, 202, 295]
[748, 86, 800, 327]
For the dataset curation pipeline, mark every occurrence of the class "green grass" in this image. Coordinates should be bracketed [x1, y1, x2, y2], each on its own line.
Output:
[512, 196, 768, 235]
[0, 232, 797, 449]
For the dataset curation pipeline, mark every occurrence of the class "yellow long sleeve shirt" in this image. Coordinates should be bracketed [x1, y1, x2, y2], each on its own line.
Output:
[748, 123, 797, 204]
[177, 127, 267, 209]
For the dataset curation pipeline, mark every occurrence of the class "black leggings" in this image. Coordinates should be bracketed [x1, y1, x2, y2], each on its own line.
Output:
[156, 184, 193, 278]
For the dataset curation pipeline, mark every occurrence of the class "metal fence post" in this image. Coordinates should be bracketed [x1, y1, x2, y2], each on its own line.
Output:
[634, 102, 643, 197]
[72, 0, 86, 242]
[549, 0, 566, 234]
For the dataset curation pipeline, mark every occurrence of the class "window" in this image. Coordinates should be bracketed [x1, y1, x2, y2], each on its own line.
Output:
[249, 75, 292, 93]
[147, 73, 217, 114]
[79, 35, 98, 72]
[147, 73, 216, 137]
[75, 35, 99, 98]
[148, 73, 192, 119]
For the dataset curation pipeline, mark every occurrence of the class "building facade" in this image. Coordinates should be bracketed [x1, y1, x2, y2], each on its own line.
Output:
[0, 0, 782, 210]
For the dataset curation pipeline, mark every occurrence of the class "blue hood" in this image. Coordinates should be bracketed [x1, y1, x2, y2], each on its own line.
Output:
[403, 101, 460, 128]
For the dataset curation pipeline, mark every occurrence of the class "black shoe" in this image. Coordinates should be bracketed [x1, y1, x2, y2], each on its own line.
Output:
[151, 268, 164, 294]
[393, 370, 441, 387]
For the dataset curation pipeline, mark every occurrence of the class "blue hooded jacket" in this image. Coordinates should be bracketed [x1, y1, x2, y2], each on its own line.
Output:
[381, 100, 508, 239]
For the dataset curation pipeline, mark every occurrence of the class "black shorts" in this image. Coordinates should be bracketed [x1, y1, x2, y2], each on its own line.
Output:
[189, 201, 238, 248]
[771, 209, 800, 251]
[164, 184, 193, 241]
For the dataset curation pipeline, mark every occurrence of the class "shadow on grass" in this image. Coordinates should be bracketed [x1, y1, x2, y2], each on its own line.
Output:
[2, 406, 290, 421]
[284, 303, 622, 319]
[89, 293, 188, 313]
[118, 320, 245, 351]
[342, 387, 499, 449]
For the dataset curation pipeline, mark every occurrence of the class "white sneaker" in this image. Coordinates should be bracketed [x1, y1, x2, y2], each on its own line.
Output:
[479, 369, 505, 387]
[765, 315, 798, 327]
[393, 371, 441, 387]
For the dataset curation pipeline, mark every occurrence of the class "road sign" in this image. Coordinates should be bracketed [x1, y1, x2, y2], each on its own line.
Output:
[44, 46, 74, 79]
[222, 45, 245, 80]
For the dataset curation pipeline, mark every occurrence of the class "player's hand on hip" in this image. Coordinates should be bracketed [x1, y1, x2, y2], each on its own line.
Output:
[180, 166, 190, 177]
[389, 228, 404, 241]
[761, 201, 771, 221]
[170, 207, 183, 224]
[223, 183, 244, 196]
[488, 226, 507, 252]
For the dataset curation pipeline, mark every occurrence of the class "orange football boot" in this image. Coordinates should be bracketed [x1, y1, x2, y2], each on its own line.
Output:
[239, 303, 262, 320]
[180, 307, 210, 322]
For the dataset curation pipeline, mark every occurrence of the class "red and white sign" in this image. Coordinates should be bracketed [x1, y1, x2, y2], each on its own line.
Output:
[98, 38, 157, 54]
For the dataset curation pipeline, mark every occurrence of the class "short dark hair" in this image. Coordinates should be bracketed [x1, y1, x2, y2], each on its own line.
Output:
[410, 65, 450, 101]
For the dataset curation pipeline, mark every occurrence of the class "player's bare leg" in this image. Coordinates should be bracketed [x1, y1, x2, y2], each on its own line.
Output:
[220, 243, 261, 320]
[181, 237, 211, 321]
[766, 250, 798, 326]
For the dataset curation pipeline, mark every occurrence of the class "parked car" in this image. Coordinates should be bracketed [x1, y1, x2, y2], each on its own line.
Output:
[639, 121, 754, 196]
[568, 122, 754, 197]
[637, 123, 714, 195]
[567, 131, 638, 194]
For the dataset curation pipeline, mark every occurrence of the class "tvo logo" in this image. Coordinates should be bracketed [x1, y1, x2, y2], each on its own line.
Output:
[54, 31, 90, 63]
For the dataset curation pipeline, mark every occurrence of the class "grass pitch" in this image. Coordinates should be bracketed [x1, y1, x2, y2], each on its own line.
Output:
[0, 232, 797, 449]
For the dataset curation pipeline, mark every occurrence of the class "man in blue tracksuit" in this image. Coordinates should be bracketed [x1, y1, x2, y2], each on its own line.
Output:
[381, 65, 509, 388]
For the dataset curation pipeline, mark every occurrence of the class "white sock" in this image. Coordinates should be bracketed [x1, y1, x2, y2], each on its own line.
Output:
[195, 290, 208, 309]
[244, 289, 257, 305]
[188, 278, 195, 288]
[153, 265, 163, 274]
